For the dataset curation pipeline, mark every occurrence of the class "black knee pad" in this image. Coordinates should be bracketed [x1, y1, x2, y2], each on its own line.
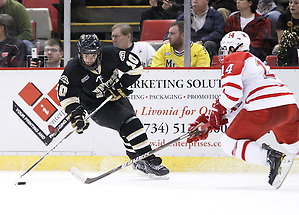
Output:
[120, 116, 143, 138]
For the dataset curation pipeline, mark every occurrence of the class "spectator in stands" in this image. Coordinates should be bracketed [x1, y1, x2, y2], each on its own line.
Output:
[111, 23, 156, 67]
[0, 0, 33, 53]
[275, 0, 299, 49]
[209, 0, 237, 21]
[274, 0, 299, 66]
[30, 38, 64, 68]
[166, 0, 225, 61]
[0, 14, 26, 67]
[225, 0, 271, 61]
[140, 0, 184, 34]
[151, 21, 211, 67]
[257, 0, 281, 37]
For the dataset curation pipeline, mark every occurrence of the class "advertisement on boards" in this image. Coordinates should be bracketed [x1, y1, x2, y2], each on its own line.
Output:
[0, 68, 298, 157]
[128, 68, 224, 156]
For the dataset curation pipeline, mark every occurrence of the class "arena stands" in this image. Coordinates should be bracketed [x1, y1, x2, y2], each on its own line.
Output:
[22, 0, 59, 35]
[265, 55, 278, 67]
[20, 0, 292, 66]
[140, 19, 175, 50]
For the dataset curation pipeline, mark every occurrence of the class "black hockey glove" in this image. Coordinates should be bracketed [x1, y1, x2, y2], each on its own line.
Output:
[104, 82, 133, 101]
[69, 106, 90, 134]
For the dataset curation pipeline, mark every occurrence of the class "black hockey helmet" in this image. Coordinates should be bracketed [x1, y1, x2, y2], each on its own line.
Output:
[77, 34, 102, 70]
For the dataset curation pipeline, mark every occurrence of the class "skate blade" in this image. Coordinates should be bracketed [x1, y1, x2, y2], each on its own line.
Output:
[272, 155, 294, 189]
[134, 169, 148, 176]
[148, 173, 170, 180]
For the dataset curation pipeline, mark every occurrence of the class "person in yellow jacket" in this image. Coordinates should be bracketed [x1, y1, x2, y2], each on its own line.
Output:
[151, 21, 210, 67]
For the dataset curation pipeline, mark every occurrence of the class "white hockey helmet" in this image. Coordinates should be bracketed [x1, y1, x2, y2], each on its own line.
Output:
[218, 31, 250, 61]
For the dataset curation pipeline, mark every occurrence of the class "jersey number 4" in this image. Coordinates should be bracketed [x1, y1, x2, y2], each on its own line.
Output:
[221, 64, 234, 78]
[221, 60, 276, 79]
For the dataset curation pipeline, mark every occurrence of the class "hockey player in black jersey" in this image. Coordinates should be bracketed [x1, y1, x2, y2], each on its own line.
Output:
[57, 34, 169, 178]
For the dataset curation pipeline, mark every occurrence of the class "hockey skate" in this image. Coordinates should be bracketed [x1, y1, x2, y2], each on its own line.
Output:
[262, 143, 294, 189]
[132, 161, 147, 175]
[144, 157, 170, 179]
[133, 157, 170, 179]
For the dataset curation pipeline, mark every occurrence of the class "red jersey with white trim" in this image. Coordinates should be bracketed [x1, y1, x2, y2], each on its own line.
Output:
[219, 51, 296, 111]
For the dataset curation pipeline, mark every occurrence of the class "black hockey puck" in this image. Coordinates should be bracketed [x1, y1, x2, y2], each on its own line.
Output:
[16, 182, 26, 185]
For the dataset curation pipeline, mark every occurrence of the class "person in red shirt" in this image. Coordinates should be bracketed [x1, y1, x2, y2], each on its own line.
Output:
[225, 0, 272, 61]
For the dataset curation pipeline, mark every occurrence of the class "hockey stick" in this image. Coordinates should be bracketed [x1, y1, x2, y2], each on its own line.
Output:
[16, 95, 113, 183]
[70, 123, 209, 184]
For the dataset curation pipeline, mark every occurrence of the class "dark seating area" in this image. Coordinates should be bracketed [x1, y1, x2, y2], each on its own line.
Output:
[22, 0, 59, 36]
[21, 0, 151, 57]
[70, 5, 149, 39]
[19, 0, 294, 66]
[85, 0, 149, 6]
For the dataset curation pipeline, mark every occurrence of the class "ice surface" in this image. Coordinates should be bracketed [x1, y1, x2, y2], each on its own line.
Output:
[1, 171, 298, 215]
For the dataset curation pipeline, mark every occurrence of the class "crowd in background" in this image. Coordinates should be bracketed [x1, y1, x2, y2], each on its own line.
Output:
[0, 0, 298, 67]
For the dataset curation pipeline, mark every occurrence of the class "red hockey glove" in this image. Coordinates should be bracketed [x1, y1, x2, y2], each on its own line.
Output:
[187, 114, 210, 143]
[209, 99, 228, 130]
[69, 106, 90, 134]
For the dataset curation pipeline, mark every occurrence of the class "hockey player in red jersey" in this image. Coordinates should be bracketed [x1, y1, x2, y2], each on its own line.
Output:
[187, 31, 298, 189]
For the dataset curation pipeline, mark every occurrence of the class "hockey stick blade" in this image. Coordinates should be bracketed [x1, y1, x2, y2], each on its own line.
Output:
[70, 167, 88, 183]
